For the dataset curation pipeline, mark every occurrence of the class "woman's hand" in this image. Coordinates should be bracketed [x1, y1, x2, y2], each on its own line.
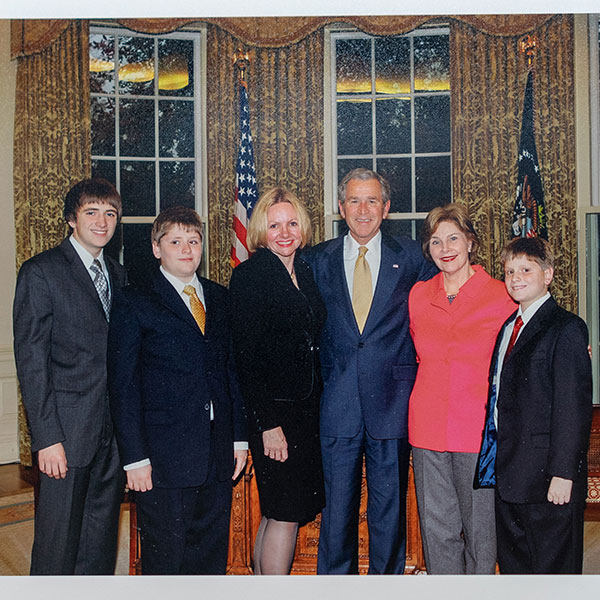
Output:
[262, 426, 288, 462]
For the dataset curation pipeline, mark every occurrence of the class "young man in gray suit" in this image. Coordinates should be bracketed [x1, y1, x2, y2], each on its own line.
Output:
[13, 178, 127, 575]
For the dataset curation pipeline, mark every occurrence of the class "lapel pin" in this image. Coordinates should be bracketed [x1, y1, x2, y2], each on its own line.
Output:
[393, 264, 399, 268]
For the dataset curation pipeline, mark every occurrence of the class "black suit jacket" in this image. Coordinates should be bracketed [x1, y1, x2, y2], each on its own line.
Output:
[13, 238, 127, 467]
[107, 270, 247, 489]
[229, 248, 327, 432]
[476, 297, 592, 504]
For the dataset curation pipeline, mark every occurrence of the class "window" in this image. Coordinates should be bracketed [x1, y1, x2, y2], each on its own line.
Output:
[89, 26, 206, 286]
[325, 26, 451, 240]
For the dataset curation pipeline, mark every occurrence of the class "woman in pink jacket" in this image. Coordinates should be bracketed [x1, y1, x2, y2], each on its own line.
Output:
[408, 204, 515, 574]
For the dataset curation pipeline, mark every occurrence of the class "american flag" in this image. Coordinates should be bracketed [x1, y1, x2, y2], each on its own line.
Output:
[230, 80, 258, 267]
[511, 70, 548, 239]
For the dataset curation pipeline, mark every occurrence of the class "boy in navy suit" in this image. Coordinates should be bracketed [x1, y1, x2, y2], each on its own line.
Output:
[476, 237, 592, 573]
[108, 207, 247, 574]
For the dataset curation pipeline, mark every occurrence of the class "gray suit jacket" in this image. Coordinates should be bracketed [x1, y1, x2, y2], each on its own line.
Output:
[13, 238, 127, 467]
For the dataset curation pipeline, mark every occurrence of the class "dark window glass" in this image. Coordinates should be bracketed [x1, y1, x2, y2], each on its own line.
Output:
[119, 99, 155, 157]
[122, 223, 156, 289]
[381, 219, 423, 240]
[159, 100, 195, 158]
[159, 162, 195, 210]
[337, 158, 373, 185]
[415, 95, 451, 153]
[378, 157, 412, 213]
[336, 38, 371, 95]
[92, 159, 116, 184]
[90, 33, 115, 94]
[120, 161, 156, 216]
[376, 98, 411, 155]
[337, 100, 372, 155]
[91, 96, 115, 156]
[415, 156, 451, 212]
[375, 36, 410, 95]
[158, 38, 194, 98]
[414, 35, 450, 93]
[118, 35, 154, 96]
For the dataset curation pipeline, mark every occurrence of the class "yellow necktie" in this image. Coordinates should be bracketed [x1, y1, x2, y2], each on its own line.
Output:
[183, 285, 206, 334]
[352, 246, 372, 334]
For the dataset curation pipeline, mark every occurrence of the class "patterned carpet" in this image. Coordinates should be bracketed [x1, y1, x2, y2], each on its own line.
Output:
[0, 492, 130, 576]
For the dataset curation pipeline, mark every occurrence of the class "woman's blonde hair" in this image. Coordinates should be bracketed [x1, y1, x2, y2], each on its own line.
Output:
[247, 187, 312, 252]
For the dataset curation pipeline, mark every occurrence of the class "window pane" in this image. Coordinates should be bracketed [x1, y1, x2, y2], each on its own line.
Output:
[159, 162, 195, 210]
[92, 159, 116, 184]
[159, 100, 194, 158]
[337, 158, 372, 186]
[337, 100, 372, 155]
[336, 38, 371, 95]
[90, 33, 115, 94]
[119, 99, 155, 157]
[158, 38, 194, 97]
[122, 223, 156, 289]
[415, 95, 451, 153]
[378, 157, 411, 213]
[376, 98, 410, 155]
[120, 161, 156, 216]
[118, 35, 154, 96]
[91, 96, 115, 156]
[381, 219, 422, 240]
[414, 35, 450, 92]
[415, 156, 451, 212]
[375, 36, 410, 95]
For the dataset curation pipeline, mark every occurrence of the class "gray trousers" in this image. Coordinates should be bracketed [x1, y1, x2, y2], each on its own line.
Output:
[412, 447, 496, 574]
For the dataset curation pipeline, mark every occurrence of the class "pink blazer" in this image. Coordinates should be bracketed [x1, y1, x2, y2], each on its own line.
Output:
[408, 265, 516, 453]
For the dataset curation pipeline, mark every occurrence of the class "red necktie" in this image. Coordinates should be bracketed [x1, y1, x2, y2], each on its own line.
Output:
[503, 316, 524, 365]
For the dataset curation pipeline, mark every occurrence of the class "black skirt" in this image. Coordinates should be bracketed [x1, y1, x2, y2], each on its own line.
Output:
[249, 393, 325, 525]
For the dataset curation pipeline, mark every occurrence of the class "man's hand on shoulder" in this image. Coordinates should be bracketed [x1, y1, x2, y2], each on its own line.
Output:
[547, 476, 573, 505]
[126, 464, 153, 492]
[37, 442, 68, 479]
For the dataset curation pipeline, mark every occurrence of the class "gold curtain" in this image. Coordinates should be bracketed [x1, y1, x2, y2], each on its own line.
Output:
[11, 15, 556, 57]
[206, 25, 324, 285]
[451, 15, 576, 311]
[14, 20, 91, 464]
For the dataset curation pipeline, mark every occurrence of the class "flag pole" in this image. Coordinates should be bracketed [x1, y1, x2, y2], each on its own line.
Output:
[230, 47, 259, 268]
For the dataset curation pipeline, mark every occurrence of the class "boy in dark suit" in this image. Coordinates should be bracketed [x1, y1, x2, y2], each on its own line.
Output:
[476, 237, 592, 573]
[13, 178, 126, 575]
[107, 206, 247, 575]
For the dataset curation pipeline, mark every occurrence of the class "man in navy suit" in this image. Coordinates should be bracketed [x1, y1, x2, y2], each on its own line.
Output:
[305, 169, 436, 574]
[13, 178, 126, 574]
[108, 207, 247, 575]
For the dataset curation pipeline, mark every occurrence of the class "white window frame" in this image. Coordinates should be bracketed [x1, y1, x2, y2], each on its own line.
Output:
[90, 24, 208, 269]
[324, 25, 451, 241]
[576, 14, 600, 403]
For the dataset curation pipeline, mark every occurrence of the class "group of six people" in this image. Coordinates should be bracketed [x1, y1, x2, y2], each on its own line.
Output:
[13, 168, 592, 576]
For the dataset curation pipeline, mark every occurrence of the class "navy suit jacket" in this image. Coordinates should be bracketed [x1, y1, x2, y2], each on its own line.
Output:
[107, 270, 247, 489]
[304, 234, 437, 439]
[14, 238, 126, 467]
[476, 297, 592, 504]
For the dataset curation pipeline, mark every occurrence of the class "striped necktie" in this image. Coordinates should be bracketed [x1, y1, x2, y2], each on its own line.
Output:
[90, 259, 110, 320]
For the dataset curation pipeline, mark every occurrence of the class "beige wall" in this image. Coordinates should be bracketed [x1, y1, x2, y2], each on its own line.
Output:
[0, 19, 19, 463]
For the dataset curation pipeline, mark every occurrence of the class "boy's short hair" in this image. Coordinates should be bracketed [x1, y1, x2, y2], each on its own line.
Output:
[64, 178, 122, 222]
[152, 206, 203, 244]
[247, 187, 312, 252]
[501, 236, 554, 270]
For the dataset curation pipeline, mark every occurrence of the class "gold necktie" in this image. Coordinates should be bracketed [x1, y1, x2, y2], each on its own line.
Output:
[352, 246, 372, 334]
[183, 285, 206, 334]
